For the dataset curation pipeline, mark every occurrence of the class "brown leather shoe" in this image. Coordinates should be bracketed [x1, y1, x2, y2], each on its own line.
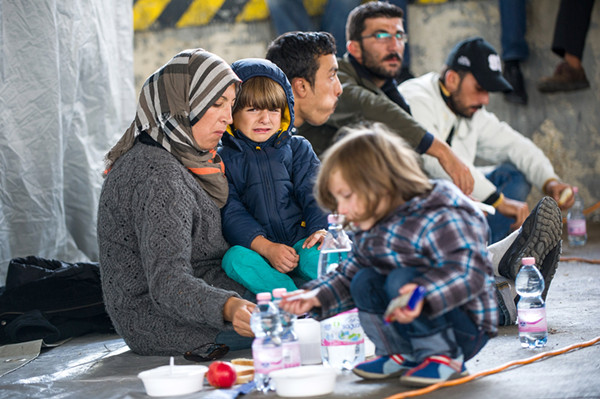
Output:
[538, 61, 590, 93]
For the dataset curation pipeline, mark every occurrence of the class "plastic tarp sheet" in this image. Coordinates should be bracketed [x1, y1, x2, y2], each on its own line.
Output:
[0, 0, 135, 283]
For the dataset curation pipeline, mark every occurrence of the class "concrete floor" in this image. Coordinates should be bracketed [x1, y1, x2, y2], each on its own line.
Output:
[0, 222, 599, 399]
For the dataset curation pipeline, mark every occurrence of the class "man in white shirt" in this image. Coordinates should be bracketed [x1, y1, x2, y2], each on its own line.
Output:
[399, 37, 574, 243]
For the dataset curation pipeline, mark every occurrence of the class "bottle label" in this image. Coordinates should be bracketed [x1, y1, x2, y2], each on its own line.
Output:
[252, 341, 283, 374]
[567, 219, 587, 236]
[518, 308, 547, 333]
[321, 308, 365, 346]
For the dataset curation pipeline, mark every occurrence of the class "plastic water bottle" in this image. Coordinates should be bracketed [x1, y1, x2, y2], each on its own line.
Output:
[567, 186, 587, 246]
[250, 292, 283, 392]
[318, 214, 365, 370]
[272, 288, 301, 368]
[318, 214, 352, 276]
[515, 257, 548, 348]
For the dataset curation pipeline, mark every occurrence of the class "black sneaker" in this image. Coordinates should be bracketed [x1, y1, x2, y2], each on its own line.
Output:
[498, 197, 562, 281]
[503, 60, 528, 105]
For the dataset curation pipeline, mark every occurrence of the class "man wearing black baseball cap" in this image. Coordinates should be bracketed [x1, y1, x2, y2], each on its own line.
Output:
[399, 36, 574, 244]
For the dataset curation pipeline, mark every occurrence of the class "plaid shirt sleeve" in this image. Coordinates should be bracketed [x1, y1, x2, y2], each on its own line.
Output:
[408, 207, 497, 332]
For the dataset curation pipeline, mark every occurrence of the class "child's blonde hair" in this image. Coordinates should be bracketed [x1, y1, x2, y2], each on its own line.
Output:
[316, 123, 433, 224]
[233, 76, 287, 114]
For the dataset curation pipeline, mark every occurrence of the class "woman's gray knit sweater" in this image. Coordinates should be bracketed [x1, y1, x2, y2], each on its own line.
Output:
[97, 140, 246, 356]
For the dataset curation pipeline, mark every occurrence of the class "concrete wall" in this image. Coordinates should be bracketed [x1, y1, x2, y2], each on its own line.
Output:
[133, 0, 600, 219]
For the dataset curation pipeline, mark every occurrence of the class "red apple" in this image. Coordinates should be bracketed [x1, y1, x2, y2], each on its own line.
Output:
[206, 361, 237, 388]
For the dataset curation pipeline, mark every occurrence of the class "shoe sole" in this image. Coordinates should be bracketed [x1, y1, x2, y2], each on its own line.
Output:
[352, 367, 408, 380]
[540, 241, 562, 300]
[498, 197, 562, 281]
[400, 370, 469, 387]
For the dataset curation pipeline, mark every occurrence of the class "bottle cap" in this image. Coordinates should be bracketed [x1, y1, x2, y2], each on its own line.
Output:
[573, 186, 579, 193]
[521, 257, 535, 265]
[256, 292, 272, 301]
[272, 288, 287, 298]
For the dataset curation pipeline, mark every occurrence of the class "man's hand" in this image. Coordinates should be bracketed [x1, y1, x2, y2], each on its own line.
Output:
[496, 197, 529, 232]
[223, 297, 255, 337]
[302, 229, 327, 250]
[545, 180, 575, 210]
[427, 138, 474, 195]
[251, 236, 299, 273]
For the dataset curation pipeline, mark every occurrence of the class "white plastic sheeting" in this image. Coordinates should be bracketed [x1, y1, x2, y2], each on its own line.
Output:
[0, 0, 135, 283]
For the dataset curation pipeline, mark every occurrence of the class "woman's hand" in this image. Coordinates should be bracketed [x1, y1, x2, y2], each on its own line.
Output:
[302, 229, 327, 250]
[223, 297, 255, 337]
[389, 283, 424, 324]
[281, 290, 321, 315]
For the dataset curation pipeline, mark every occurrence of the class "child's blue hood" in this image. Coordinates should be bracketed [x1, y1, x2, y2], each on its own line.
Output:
[226, 58, 295, 144]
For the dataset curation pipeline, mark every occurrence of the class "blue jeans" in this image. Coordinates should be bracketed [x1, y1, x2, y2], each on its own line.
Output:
[499, 0, 529, 61]
[484, 162, 532, 244]
[350, 268, 489, 363]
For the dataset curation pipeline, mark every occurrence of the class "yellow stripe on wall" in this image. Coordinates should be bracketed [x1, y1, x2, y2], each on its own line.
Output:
[178, 0, 227, 28]
[133, 0, 447, 31]
[237, 0, 270, 23]
[133, 0, 172, 31]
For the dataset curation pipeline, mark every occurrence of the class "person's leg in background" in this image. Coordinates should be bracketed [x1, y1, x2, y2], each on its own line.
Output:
[499, 0, 529, 104]
[320, 0, 360, 56]
[388, 0, 413, 82]
[538, 0, 595, 92]
[266, 0, 315, 36]
[484, 162, 532, 244]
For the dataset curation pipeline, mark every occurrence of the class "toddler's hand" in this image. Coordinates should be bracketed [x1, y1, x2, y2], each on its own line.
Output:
[281, 290, 321, 315]
[390, 283, 424, 324]
[265, 243, 299, 273]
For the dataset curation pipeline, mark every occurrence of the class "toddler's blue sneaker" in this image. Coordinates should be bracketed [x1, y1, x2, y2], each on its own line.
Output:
[352, 354, 417, 379]
[400, 355, 468, 386]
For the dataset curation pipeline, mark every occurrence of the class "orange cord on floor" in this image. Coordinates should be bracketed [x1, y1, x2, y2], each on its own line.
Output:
[384, 335, 600, 399]
[560, 257, 600, 264]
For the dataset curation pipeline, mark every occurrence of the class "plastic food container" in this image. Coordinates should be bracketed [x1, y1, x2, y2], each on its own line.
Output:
[269, 365, 337, 397]
[137, 358, 208, 397]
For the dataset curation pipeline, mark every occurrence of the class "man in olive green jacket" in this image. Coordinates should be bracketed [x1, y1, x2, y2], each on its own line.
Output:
[297, 1, 473, 194]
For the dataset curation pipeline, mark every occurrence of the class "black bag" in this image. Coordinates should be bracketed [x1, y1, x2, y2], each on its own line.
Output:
[0, 256, 114, 345]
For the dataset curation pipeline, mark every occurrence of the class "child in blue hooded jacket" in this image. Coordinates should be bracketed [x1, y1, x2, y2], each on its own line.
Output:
[219, 58, 328, 294]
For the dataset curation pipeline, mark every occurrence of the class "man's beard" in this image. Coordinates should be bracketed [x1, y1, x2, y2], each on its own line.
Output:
[447, 90, 482, 119]
[361, 45, 403, 81]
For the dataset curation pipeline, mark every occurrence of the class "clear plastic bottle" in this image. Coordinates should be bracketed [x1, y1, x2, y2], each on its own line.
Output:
[318, 214, 352, 276]
[250, 292, 283, 392]
[515, 257, 548, 348]
[567, 186, 587, 246]
[318, 214, 365, 370]
[272, 288, 301, 368]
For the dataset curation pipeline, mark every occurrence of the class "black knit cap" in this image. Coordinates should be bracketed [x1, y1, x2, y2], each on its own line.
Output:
[446, 37, 513, 93]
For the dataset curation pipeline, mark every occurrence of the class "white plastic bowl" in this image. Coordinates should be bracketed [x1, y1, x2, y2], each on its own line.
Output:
[270, 365, 337, 397]
[137, 364, 208, 397]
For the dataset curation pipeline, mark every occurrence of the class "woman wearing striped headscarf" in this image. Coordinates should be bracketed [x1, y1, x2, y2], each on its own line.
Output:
[97, 49, 255, 358]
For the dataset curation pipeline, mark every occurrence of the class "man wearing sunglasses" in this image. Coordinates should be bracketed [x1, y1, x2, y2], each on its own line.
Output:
[297, 1, 474, 196]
